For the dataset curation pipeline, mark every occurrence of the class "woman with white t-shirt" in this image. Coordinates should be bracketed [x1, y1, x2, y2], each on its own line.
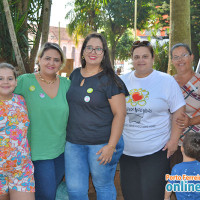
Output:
[119, 41, 186, 200]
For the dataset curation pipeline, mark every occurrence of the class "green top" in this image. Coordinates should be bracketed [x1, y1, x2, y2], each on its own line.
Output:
[14, 74, 70, 161]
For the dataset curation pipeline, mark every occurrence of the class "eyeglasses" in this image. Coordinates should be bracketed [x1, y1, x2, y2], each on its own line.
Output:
[85, 45, 104, 55]
[132, 41, 150, 47]
[172, 53, 190, 61]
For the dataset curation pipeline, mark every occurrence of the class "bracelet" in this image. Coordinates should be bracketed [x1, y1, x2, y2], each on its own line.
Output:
[108, 144, 116, 152]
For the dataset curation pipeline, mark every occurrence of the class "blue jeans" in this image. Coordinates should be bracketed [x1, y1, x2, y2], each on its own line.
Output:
[65, 136, 124, 200]
[33, 153, 65, 200]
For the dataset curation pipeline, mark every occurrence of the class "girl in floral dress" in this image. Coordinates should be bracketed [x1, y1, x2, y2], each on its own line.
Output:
[0, 63, 35, 200]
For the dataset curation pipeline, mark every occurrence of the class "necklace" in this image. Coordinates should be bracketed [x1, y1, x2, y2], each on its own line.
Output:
[38, 72, 57, 84]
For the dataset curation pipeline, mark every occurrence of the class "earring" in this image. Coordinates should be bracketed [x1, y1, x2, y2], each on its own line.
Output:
[82, 56, 85, 60]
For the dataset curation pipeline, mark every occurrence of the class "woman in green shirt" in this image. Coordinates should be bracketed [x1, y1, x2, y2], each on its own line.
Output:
[14, 42, 70, 200]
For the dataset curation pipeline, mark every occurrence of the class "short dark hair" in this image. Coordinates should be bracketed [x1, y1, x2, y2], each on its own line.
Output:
[0, 62, 17, 79]
[80, 32, 122, 89]
[131, 41, 154, 58]
[183, 132, 200, 159]
[170, 43, 192, 58]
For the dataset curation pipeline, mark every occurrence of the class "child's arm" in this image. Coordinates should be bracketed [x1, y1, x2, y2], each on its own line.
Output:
[164, 191, 171, 200]
[164, 182, 172, 200]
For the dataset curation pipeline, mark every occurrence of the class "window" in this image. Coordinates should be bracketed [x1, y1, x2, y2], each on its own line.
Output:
[72, 47, 75, 60]
[63, 46, 67, 56]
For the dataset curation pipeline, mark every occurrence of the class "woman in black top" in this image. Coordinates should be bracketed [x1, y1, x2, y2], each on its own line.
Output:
[65, 32, 129, 200]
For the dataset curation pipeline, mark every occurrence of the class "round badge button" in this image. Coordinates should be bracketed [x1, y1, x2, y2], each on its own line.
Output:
[84, 96, 90, 102]
[39, 93, 45, 98]
[87, 88, 93, 93]
[29, 85, 35, 91]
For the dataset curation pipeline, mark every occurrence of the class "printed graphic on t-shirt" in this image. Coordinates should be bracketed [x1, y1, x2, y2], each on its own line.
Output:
[126, 88, 152, 125]
[127, 88, 149, 106]
[127, 112, 144, 123]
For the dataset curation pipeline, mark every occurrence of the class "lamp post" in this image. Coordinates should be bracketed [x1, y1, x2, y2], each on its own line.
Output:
[58, 21, 61, 46]
[134, 0, 137, 41]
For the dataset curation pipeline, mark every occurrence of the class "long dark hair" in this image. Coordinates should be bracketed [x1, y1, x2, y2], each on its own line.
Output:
[80, 32, 122, 89]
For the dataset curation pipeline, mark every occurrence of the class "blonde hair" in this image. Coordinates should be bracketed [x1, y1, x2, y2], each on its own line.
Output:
[35, 42, 66, 70]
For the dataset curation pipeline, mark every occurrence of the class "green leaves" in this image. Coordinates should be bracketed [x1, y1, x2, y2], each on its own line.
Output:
[115, 29, 135, 61]
[153, 40, 169, 72]
[0, 0, 45, 72]
[66, 0, 154, 65]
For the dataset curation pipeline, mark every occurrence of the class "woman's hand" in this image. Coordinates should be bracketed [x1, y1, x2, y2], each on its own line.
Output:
[96, 145, 115, 165]
[164, 106, 185, 158]
[176, 112, 190, 129]
[96, 93, 126, 165]
[162, 139, 178, 158]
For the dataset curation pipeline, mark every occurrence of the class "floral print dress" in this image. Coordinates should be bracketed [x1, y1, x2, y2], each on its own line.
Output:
[0, 94, 34, 194]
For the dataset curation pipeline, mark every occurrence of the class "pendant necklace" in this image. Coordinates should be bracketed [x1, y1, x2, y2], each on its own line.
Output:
[38, 72, 57, 84]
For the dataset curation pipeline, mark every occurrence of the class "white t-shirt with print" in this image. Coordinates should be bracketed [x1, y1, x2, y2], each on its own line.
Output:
[120, 70, 185, 157]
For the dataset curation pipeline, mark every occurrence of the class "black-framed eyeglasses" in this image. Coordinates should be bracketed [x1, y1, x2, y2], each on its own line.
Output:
[85, 45, 104, 55]
[132, 41, 150, 47]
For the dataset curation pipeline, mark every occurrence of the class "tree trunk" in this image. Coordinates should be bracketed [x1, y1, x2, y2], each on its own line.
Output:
[191, 32, 199, 70]
[29, 18, 43, 73]
[18, 0, 30, 73]
[41, 0, 52, 46]
[167, 0, 191, 75]
[29, 0, 52, 73]
[2, 0, 26, 74]
[110, 50, 115, 68]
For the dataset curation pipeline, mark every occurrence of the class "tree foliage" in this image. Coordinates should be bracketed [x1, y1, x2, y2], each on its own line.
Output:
[114, 1, 170, 68]
[153, 40, 169, 72]
[144, 1, 169, 37]
[153, 0, 170, 5]
[100, 0, 135, 65]
[0, 0, 51, 73]
[66, 0, 153, 65]
[66, 0, 105, 45]
[115, 29, 135, 61]
[144, 0, 199, 72]
[191, 0, 200, 68]
[2, 0, 26, 73]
